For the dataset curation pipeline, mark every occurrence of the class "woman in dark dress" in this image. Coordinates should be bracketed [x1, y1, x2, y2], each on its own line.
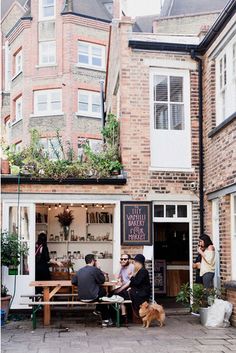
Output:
[119, 254, 151, 314]
[35, 233, 51, 293]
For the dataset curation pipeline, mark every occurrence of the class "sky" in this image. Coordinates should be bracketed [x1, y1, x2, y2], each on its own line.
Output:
[125, 0, 162, 17]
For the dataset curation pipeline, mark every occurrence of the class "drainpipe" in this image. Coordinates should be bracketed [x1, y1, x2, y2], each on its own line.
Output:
[191, 50, 204, 235]
[100, 80, 105, 145]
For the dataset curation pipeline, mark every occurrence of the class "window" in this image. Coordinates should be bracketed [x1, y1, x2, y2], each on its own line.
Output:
[78, 90, 101, 118]
[4, 41, 11, 91]
[39, 41, 56, 65]
[4, 118, 11, 143]
[78, 138, 102, 161]
[39, 0, 55, 20]
[153, 203, 189, 221]
[15, 141, 22, 152]
[232, 194, 236, 280]
[34, 89, 62, 115]
[14, 96, 22, 122]
[14, 50, 22, 76]
[150, 68, 191, 170]
[216, 38, 236, 124]
[153, 75, 184, 130]
[40, 137, 61, 160]
[78, 41, 105, 69]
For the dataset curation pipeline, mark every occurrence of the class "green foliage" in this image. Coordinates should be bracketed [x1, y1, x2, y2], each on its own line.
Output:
[2, 114, 122, 180]
[1, 284, 9, 297]
[176, 283, 220, 313]
[1, 232, 29, 268]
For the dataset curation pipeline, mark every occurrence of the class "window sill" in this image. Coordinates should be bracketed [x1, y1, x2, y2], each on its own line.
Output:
[11, 118, 23, 127]
[208, 112, 236, 138]
[75, 64, 106, 73]
[149, 167, 194, 173]
[30, 112, 64, 118]
[35, 64, 57, 68]
[11, 71, 23, 81]
[76, 112, 101, 119]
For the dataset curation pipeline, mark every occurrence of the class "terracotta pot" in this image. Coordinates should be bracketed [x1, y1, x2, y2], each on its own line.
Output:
[1, 159, 10, 174]
[1, 296, 11, 320]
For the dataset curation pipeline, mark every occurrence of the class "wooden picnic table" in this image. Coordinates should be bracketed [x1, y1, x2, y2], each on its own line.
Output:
[29, 280, 119, 326]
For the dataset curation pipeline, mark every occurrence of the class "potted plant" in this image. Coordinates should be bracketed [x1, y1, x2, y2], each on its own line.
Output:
[176, 283, 218, 325]
[109, 160, 122, 176]
[1, 285, 11, 321]
[1, 159, 10, 174]
[56, 209, 74, 241]
[1, 231, 29, 275]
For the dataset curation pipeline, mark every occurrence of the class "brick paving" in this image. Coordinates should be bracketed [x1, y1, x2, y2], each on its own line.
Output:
[1, 314, 236, 353]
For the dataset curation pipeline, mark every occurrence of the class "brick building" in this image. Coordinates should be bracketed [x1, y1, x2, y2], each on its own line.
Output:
[106, 0, 236, 324]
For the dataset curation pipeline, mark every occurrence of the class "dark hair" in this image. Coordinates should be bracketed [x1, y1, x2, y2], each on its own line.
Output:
[199, 234, 213, 248]
[85, 254, 96, 264]
[122, 253, 131, 260]
[37, 232, 47, 246]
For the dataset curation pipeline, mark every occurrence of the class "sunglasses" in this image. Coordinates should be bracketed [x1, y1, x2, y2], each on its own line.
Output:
[120, 258, 129, 261]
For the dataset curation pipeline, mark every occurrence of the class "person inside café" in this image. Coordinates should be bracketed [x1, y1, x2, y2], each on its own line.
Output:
[71, 253, 112, 327]
[118, 254, 151, 315]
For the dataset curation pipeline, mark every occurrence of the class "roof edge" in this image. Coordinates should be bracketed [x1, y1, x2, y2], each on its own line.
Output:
[128, 40, 198, 53]
[61, 11, 111, 23]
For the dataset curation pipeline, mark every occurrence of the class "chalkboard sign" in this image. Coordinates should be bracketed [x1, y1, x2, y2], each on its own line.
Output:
[154, 259, 166, 294]
[121, 201, 152, 245]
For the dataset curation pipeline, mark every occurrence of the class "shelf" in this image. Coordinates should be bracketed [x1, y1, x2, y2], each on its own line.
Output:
[48, 241, 112, 244]
[86, 223, 113, 225]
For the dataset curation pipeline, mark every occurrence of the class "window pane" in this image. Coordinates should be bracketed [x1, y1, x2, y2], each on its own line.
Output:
[154, 103, 168, 129]
[170, 104, 184, 130]
[79, 102, 88, 111]
[78, 43, 89, 64]
[43, 0, 54, 5]
[170, 76, 183, 102]
[92, 46, 102, 56]
[154, 75, 167, 101]
[20, 207, 30, 241]
[89, 139, 102, 153]
[92, 94, 101, 113]
[177, 205, 187, 218]
[79, 54, 89, 64]
[166, 205, 175, 217]
[154, 205, 164, 217]
[92, 57, 102, 66]
[51, 101, 61, 110]
[9, 206, 18, 234]
[79, 93, 88, 111]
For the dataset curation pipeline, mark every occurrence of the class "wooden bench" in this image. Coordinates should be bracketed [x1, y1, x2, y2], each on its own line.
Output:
[21, 296, 132, 329]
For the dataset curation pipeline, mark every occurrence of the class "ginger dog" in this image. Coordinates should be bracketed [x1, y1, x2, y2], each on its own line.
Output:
[139, 301, 165, 328]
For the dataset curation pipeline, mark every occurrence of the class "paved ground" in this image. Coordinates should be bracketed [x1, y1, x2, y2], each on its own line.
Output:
[1, 313, 236, 353]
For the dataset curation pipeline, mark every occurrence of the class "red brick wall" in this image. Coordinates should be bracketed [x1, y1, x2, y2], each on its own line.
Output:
[227, 289, 236, 327]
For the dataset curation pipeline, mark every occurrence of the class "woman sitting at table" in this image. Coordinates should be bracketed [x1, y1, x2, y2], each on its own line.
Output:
[118, 254, 151, 315]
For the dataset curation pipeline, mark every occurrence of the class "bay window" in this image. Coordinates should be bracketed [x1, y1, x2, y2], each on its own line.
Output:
[39, 41, 56, 65]
[39, 0, 55, 20]
[78, 41, 105, 70]
[34, 89, 62, 116]
[78, 90, 101, 118]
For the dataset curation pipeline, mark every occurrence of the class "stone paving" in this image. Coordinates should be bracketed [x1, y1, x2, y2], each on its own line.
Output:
[1, 314, 236, 353]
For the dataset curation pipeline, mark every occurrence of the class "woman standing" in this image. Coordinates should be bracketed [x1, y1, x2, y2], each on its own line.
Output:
[35, 233, 51, 286]
[198, 234, 215, 288]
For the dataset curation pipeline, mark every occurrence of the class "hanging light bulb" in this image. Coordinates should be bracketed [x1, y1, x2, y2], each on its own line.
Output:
[81, 204, 84, 208]
[55, 204, 58, 210]
[71, 203, 74, 206]
[96, 204, 99, 207]
[48, 205, 51, 211]
[59, 203, 62, 208]
[183, 233, 186, 241]
[85, 205, 88, 210]
[66, 205, 69, 212]
[102, 204, 105, 210]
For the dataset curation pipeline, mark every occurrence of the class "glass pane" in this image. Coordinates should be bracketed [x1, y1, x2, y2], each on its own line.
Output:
[38, 102, 47, 111]
[166, 205, 175, 218]
[9, 206, 18, 234]
[79, 43, 89, 54]
[92, 57, 102, 66]
[92, 46, 102, 56]
[79, 102, 88, 111]
[38, 94, 47, 103]
[43, 6, 54, 17]
[154, 75, 167, 101]
[177, 205, 187, 218]
[43, 0, 54, 5]
[170, 76, 183, 102]
[20, 207, 30, 241]
[21, 241, 29, 275]
[89, 139, 102, 153]
[154, 205, 164, 217]
[170, 104, 184, 130]
[79, 93, 88, 103]
[154, 103, 168, 129]
[92, 104, 100, 113]
[79, 54, 89, 64]
[51, 101, 61, 111]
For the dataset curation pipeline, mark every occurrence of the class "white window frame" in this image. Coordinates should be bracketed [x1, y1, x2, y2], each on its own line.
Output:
[153, 202, 190, 223]
[231, 194, 236, 280]
[216, 37, 236, 125]
[14, 96, 23, 122]
[77, 90, 101, 118]
[39, 41, 56, 66]
[212, 199, 220, 289]
[77, 41, 105, 70]
[4, 41, 11, 91]
[40, 137, 61, 160]
[14, 50, 22, 77]
[34, 89, 62, 116]
[39, 0, 55, 20]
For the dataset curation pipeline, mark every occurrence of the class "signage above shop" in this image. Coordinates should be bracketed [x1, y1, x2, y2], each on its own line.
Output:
[121, 201, 152, 246]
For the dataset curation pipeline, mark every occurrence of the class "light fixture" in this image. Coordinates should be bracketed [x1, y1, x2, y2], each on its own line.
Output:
[96, 204, 99, 207]
[66, 205, 69, 212]
[48, 205, 51, 211]
[81, 204, 84, 208]
[183, 234, 186, 241]
[55, 204, 58, 210]
[85, 205, 88, 210]
[174, 231, 177, 238]
[102, 204, 104, 210]
[59, 203, 62, 208]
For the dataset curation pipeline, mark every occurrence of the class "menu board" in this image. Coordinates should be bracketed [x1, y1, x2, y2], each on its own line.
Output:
[121, 201, 152, 245]
[154, 259, 166, 294]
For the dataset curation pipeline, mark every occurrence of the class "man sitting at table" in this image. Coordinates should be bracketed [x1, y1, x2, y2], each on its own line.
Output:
[71, 253, 112, 327]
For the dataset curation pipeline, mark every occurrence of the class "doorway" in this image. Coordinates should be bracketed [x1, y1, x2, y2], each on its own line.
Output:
[153, 202, 192, 306]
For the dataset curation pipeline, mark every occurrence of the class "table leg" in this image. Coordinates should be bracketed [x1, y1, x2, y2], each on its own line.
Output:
[44, 287, 50, 326]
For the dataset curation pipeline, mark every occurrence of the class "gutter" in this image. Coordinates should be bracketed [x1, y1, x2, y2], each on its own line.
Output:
[61, 11, 111, 24]
[128, 40, 198, 52]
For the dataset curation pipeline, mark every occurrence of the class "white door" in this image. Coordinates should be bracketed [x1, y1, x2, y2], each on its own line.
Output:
[2, 202, 35, 308]
[212, 199, 220, 289]
[150, 68, 191, 170]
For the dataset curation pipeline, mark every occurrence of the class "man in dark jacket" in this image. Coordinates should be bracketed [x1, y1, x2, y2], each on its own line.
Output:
[71, 254, 111, 326]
